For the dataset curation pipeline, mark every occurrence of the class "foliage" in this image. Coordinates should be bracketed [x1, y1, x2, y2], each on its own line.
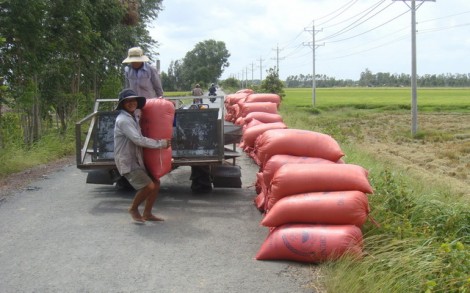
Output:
[323, 163, 470, 293]
[359, 68, 470, 87]
[324, 235, 470, 293]
[100, 73, 123, 100]
[219, 77, 240, 93]
[179, 39, 230, 90]
[259, 67, 285, 98]
[0, 112, 23, 147]
[162, 40, 230, 91]
[162, 60, 185, 91]
[0, 0, 163, 146]
[0, 128, 75, 178]
[221, 77, 240, 89]
[285, 69, 470, 88]
[286, 73, 356, 88]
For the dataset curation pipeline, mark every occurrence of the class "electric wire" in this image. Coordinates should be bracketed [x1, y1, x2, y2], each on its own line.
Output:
[316, 0, 357, 21]
[316, 0, 360, 27]
[319, 34, 409, 61]
[267, 1, 401, 73]
[251, 1, 395, 74]
[318, 1, 396, 42]
[320, 0, 386, 29]
[418, 22, 470, 34]
[325, 9, 409, 43]
[236, 2, 469, 79]
[419, 10, 470, 23]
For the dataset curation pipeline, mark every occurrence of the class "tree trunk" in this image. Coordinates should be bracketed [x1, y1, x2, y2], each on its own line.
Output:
[32, 75, 40, 142]
[0, 77, 3, 149]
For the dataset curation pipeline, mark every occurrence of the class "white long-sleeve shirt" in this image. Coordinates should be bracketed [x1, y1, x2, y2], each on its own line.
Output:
[124, 63, 164, 98]
[114, 109, 167, 175]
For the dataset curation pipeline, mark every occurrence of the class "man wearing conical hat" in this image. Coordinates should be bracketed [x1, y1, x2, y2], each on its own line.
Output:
[123, 47, 164, 99]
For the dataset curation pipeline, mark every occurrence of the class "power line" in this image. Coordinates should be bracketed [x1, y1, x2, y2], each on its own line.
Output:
[317, 0, 360, 25]
[319, 34, 409, 60]
[320, 0, 386, 29]
[418, 22, 470, 33]
[314, 1, 463, 61]
[325, 9, 409, 43]
[319, 1, 396, 42]
[419, 10, 470, 23]
[236, 1, 467, 83]
[282, 43, 307, 58]
[241, 2, 400, 78]
[313, 15, 469, 62]
[278, 28, 309, 49]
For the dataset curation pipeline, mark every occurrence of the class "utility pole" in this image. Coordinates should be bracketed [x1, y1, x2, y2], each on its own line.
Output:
[393, 0, 435, 136]
[303, 21, 323, 107]
[251, 62, 255, 85]
[246, 67, 249, 87]
[257, 56, 265, 81]
[272, 44, 285, 74]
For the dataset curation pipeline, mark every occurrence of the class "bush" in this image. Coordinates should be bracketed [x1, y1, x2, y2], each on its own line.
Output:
[259, 68, 285, 98]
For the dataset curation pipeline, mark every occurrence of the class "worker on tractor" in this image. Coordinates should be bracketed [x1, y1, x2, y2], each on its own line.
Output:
[122, 47, 164, 99]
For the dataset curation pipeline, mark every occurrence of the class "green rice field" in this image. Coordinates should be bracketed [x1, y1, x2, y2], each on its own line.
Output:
[283, 87, 470, 112]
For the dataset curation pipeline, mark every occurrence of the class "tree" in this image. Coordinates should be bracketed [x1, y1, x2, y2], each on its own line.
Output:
[162, 60, 185, 91]
[0, 0, 49, 143]
[0, 0, 164, 141]
[220, 77, 240, 91]
[180, 40, 230, 89]
[260, 67, 285, 98]
[359, 68, 375, 87]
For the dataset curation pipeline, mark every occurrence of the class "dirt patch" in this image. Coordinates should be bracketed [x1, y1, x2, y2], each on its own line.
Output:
[350, 112, 470, 198]
[0, 156, 75, 199]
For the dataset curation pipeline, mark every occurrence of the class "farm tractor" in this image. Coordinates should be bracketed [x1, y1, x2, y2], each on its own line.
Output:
[75, 96, 243, 193]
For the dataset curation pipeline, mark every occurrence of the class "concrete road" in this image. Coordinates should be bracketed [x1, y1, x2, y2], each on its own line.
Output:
[0, 150, 317, 292]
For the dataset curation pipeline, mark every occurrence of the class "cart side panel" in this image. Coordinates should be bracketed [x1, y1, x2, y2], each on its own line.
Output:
[94, 111, 118, 161]
[172, 108, 220, 159]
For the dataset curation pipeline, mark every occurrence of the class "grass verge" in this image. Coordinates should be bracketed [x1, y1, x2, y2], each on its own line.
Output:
[0, 131, 75, 179]
[280, 88, 470, 293]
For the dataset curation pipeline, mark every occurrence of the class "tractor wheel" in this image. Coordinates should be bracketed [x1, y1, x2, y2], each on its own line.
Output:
[190, 166, 213, 193]
[115, 176, 135, 191]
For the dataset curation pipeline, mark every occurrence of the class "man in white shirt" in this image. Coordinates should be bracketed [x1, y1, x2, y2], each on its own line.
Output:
[123, 47, 164, 98]
[114, 89, 171, 223]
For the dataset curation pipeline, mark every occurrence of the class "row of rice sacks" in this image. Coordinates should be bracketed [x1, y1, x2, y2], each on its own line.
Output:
[225, 90, 374, 263]
[224, 90, 281, 124]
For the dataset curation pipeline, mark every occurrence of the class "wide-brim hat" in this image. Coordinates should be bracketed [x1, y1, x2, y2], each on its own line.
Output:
[122, 47, 150, 63]
[116, 88, 146, 110]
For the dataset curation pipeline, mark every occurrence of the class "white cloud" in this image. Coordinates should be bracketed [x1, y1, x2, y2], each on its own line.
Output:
[150, 0, 470, 81]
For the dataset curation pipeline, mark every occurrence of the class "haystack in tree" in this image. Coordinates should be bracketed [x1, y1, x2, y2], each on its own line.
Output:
[121, 0, 140, 26]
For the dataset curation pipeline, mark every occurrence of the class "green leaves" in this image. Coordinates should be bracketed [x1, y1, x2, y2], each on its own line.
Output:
[0, 0, 162, 144]
[260, 67, 285, 98]
[180, 39, 230, 90]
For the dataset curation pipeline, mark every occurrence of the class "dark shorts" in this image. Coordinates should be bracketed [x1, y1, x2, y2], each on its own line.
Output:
[124, 169, 152, 190]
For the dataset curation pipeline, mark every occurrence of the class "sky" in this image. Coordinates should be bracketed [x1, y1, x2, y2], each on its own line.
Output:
[149, 0, 470, 81]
